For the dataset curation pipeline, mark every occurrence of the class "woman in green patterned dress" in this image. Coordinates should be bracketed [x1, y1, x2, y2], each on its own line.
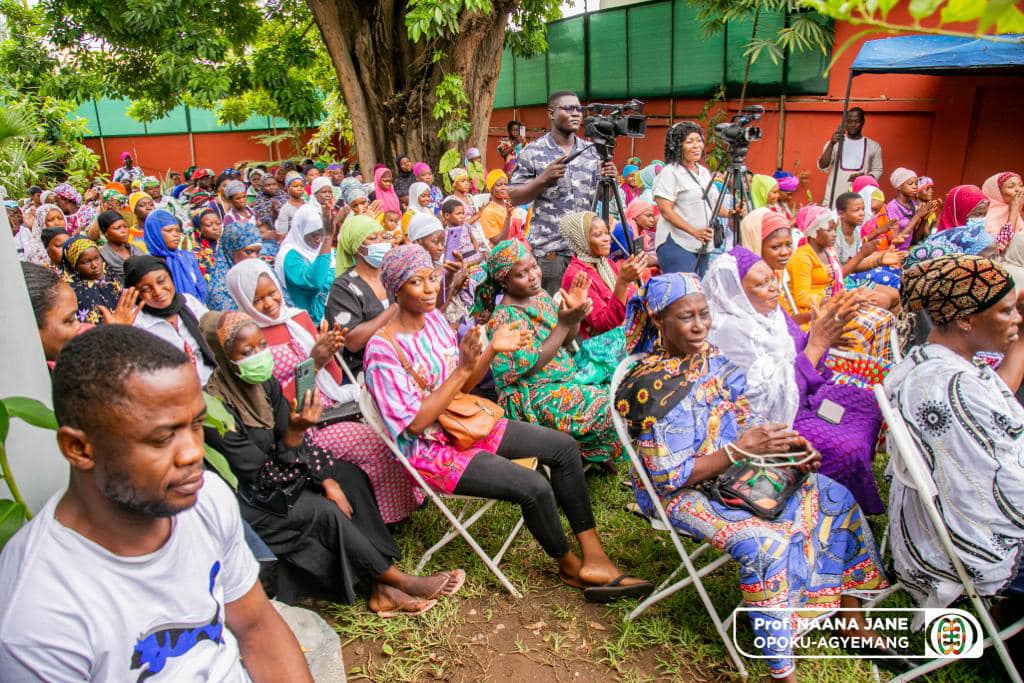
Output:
[472, 240, 622, 464]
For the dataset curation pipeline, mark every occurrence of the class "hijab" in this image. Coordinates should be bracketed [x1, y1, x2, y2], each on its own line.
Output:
[750, 174, 779, 209]
[226, 258, 348, 403]
[373, 167, 401, 213]
[703, 248, 799, 423]
[274, 203, 325, 284]
[407, 181, 433, 215]
[142, 209, 207, 300]
[206, 220, 262, 311]
[335, 214, 381, 273]
[623, 272, 703, 354]
[982, 172, 1024, 237]
[738, 208, 789, 256]
[936, 184, 986, 233]
[471, 239, 529, 319]
[201, 310, 275, 429]
[559, 210, 617, 290]
[124, 254, 216, 366]
[20, 202, 55, 265]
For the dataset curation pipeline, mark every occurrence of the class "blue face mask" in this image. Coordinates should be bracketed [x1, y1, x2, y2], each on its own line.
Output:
[362, 242, 391, 268]
[965, 216, 986, 231]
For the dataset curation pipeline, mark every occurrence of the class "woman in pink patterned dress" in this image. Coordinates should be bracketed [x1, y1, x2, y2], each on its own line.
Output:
[226, 258, 424, 523]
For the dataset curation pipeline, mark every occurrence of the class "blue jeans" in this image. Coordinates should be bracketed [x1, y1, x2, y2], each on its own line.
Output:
[656, 239, 709, 277]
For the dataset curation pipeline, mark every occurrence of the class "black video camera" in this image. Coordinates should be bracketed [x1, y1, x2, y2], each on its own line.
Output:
[583, 99, 647, 159]
[714, 105, 764, 165]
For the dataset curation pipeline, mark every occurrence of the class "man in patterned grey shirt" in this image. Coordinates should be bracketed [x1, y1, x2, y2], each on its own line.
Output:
[509, 90, 617, 294]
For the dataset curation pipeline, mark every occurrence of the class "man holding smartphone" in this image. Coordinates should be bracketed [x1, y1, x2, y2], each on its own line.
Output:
[509, 91, 617, 294]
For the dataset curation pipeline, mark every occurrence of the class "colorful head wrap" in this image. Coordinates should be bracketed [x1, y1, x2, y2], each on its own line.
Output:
[776, 175, 799, 193]
[465, 147, 481, 160]
[471, 239, 531, 319]
[285, 171, 304, 186]
[903, 224, 996, 269]
[626, 156, 642, 168]
[622, 164, 639, 178]
[206, 219, 263, 311]
[448, 168, 469, 184]
[412, 162, 431, 178]
[380, 244, 434, 299]
[119, 151, 131, 162]
[638, 164, 659, 190]
[326, 163, 342, 171]
[623, 273, 704, 354]
[889, 167, 917, 191]
[192, 208, 218, 231]
[917, 176, 934, 191]
[224, 180, 247, 198]
[102, 188, 126, 204]
[901, 255, 1014, 327]
[851, 175, 880, 194]
[485, 170, 507, 192]
[750, 174, 779, 209]
[142, 176, 160, 189]
[105, 181, 128, 195]
[339, 177, 367, 205]
[62, 234, 98, 271]
[795, 205, 835, 237]
[936, 184, 986, 232]
[51, 183, 81, 205]
[335, 215, 382, 273]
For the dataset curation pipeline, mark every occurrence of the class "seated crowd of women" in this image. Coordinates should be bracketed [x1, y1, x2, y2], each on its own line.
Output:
[16, 144, 1024, 678]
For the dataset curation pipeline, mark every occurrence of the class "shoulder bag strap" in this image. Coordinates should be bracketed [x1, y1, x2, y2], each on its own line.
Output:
[379, 326, 430, 391]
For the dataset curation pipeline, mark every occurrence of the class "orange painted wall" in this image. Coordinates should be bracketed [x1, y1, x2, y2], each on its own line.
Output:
[486, 9, 1024, 201]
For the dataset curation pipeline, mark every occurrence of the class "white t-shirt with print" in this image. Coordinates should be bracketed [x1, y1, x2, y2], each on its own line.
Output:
[652, 163, 718, 252]
[0, 474, 258, 682]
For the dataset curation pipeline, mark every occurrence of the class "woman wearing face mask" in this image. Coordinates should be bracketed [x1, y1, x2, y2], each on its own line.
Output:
[126, 254, 217, 385]
[274, 202, 334, 323]
[226, 258, 423, 524]
[326, 215, 398, 375]
[200, 310, 458, 613]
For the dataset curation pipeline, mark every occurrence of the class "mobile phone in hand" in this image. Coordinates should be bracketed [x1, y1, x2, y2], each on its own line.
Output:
[294, 358, 315, 411]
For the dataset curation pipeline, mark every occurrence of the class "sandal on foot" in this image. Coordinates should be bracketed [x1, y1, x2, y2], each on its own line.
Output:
[582, 575, 654, 604]
[429, 569, 466, 599]
[375, 598, 438, 619]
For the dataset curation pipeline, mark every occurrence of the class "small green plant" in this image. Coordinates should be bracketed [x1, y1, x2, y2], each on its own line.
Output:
[0, 392, 238, 551]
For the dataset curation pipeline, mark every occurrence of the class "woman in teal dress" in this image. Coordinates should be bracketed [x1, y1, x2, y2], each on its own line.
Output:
[615, 272, 892, 680]
[472, 240, 623, 465]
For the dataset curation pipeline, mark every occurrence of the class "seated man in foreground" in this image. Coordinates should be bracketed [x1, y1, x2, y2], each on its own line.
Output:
[0, 325, 312, 682]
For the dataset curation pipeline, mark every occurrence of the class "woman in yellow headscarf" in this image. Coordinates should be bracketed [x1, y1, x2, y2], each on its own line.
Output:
[750, 174, 780, 210]
[477, 169, 531, 245]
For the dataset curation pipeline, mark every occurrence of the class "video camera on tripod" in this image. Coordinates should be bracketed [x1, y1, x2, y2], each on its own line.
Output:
[582, 99, 647, 160]
[714, 105, 764, 165]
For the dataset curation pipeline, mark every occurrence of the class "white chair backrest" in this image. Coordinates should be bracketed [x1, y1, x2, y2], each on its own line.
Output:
[609, 353, 645, 454]
[873, 384, 938, 498]
[359, 386, 392, 444]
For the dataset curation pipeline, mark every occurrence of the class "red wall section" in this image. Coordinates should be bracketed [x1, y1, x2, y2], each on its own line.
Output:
[486, 10, 1022, 202]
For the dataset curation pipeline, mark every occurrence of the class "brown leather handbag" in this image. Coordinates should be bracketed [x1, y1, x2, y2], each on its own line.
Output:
[381, 328, 503, 449]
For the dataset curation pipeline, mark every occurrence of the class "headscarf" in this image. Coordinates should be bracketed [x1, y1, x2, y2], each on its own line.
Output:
[448, 167, 468, 185]
[982, 172, 1024, 237]
[624, 198, 652, 234]
[407, 182, 433, 215]
[373, 167, 401, 213]
[623, 272, 704, 354]
[20, 203, 57, 265]
[738, 208, 788, 256]
[206, 220, 262, 311]
[274, 203, 325, 284]
[486, 170, 507, 192]
[336, 214, 380, 273]
[795, 205, 835, 237]
[200, 310, 275, 429]
[408, 213, 444, 243]
[902, 224, 996, 269]
[128, 191, 150, 214]
[119, 151, 131, 163]
[901, 255, 1014, 327]
[851, 175, 880, 194]
[471, 239, 530, 319]
[339, 177, 367, 206]
[412, 162, 431, 178]
[626, 156, 642, 168]
[857, 183, 882, 231]
[102, 188, 126, 205]
[777, 175, 799, 193]
[142, 209, 207, 299]
[142, 176, 160, 190]
[638, 164, 659, 191]
[51, 183, 81, 205]
[703, 248, 799, 423]
[750, 174, 779, 209]
[380, 244, 434, 299]
[559, 211, 617, 290]
[224, 180, 246, 199]
[936, 185, 986, 232]
[309, 176, 333, 200]
[917, 176, 934, 192]
[889, 167, 917, 192]
[62, 234, 99, 273]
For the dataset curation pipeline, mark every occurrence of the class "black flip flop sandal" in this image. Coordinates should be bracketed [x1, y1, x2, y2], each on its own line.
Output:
[582, 575, 654, 604]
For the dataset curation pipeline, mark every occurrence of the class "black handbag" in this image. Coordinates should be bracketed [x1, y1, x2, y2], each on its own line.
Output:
[704, 460, 808, 520]
[239, 474, 309, 517]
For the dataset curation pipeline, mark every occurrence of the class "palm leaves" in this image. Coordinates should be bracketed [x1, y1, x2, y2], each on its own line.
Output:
[0, 105, 59, 197]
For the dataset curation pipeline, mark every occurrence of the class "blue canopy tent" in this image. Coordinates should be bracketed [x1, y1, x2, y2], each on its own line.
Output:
[828, 34, 1024, 203]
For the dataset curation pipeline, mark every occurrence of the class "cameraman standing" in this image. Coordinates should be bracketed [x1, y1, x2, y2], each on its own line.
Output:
[509, 90, 617, 294]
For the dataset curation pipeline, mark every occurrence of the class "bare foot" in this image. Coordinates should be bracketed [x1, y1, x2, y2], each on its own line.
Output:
[368, 583, 433, 616]
[394, 570, 464, 600]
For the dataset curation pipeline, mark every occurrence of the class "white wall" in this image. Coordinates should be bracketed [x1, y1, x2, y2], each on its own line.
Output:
[0, 198, 68, 512]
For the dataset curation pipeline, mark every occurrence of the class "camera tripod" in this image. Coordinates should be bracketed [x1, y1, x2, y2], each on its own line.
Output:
[695, 157, 754, 273]
[587, 143, 636, 256]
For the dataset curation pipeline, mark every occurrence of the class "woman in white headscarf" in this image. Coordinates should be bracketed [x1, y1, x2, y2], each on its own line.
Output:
[400, 181, 434, 238]
[274, 202, 334, 323]
[225, 257, 425, 523]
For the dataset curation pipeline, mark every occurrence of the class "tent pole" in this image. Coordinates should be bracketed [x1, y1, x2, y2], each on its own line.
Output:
[828, 69, 855, 207]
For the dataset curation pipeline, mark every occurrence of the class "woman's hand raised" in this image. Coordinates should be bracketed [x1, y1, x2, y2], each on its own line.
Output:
[288, 390, 323, 433]
[458, 326, 485, 370]
[489, 323, 532, 353]
[310, 319, 347, 371]
[98, 287, 143, 326]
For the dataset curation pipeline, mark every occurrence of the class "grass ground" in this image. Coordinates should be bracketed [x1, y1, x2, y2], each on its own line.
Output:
[315, 460, 1015, 682]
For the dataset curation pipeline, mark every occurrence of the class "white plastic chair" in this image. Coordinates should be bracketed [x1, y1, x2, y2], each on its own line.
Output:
[610, 354, 748, 679]
[356, 383, 529, 598]
[872, 384, 1024, 682]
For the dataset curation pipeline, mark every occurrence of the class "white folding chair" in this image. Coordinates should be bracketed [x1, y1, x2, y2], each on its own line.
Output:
[356, 384, 529, 598]
[610, 354, 748, 679]
[872, 384, 1024, 683]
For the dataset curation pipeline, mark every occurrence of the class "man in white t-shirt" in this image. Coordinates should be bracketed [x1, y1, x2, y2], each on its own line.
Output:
[0, 325, 311, 683]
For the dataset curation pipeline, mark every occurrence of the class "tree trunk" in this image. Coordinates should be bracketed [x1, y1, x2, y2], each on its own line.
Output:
[305, 0, 513, 174]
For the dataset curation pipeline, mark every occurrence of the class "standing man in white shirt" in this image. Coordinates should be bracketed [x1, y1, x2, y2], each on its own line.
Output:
[0, 325, 311, 683]
[817, 107, 884, 207]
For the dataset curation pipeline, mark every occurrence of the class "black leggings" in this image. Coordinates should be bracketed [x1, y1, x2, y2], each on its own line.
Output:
[452, 420, 595, 558]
